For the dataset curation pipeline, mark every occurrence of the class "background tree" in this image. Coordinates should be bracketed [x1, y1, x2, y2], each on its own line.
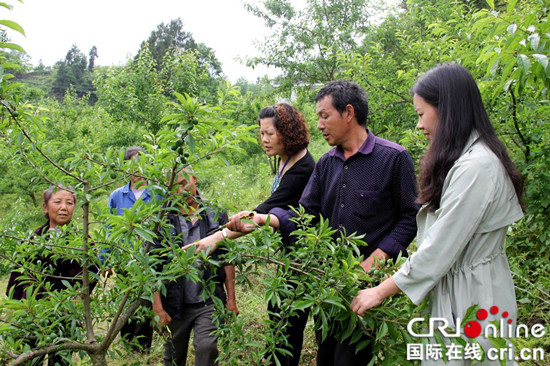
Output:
[88, 45, 98, 72]
[244, 0, 388, 90]
[138, 18, 223, 78]
[139, 18, 196, 68]
[51, 44, 95, 101]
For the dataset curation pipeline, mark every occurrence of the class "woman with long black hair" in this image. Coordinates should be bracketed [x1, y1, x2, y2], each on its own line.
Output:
[351, 63, 524, 365]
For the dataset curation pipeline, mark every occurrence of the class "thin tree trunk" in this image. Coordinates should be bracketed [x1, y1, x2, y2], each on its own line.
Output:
[88, 351, 108, 366]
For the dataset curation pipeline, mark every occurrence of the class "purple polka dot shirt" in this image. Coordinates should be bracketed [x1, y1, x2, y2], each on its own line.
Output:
[270, 130, 419, 259]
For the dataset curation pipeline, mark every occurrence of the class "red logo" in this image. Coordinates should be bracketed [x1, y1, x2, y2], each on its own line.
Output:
[464, 306, 512, 338]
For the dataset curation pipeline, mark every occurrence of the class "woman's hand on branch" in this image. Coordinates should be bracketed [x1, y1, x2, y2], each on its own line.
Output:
[350, 277, 402, 316]
[227, 211, 258, 233]
[350, 287, 384, 316]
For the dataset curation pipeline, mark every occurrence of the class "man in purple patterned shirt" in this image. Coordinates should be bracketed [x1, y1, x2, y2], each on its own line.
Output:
[229, 80, 419, 366]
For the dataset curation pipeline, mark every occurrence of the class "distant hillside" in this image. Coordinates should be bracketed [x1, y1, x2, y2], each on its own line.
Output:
[14, 70, 53, 99]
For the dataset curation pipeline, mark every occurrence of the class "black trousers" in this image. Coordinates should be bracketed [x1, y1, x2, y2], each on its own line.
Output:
[162, 303, 219, 366]
[266, 302, 310, 366]
[315, 329, 373, 366]
[120, 300, 154, 352]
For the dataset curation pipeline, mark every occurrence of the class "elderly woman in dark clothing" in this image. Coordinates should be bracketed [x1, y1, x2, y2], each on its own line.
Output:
[6, 185, 97, 365]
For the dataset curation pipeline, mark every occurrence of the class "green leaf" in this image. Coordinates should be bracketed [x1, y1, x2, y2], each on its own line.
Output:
[134, 227, 155, 242]
[376, 321, 388, 341]
[529, 33, 541, 51]
[517, 54, 531, 73]
[1, 61, 20, 69]
[387, 322, 399, 340]
[489, 56, 500, 76]
[322, 297, 347, 310]
[486, 0, 494, 9]
[434, 331, 449, 362]
[0, 42, 25, 53]
[503, 79, 514, 92]
[0, 19, 25, 35]
[533, 54, 549, 69]
[356, 339, 371, 352]
[340, 320, 356, 341]
[461, 304, 479, 327]
[350, 329, 364, 344]
[488, 335, 507, 350]
[293, 300, 314, 310]
[506, 0, 518, 14]
[186, 133, 195, 153]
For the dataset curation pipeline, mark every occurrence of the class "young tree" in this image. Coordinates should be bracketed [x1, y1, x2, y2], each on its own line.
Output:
[0, 12, 257, 362]
[94, 47, 169, 133]
[0, 84, 256, 365]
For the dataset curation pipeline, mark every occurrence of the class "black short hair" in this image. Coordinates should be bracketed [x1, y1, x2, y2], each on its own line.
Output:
[315, 80, 369, 126]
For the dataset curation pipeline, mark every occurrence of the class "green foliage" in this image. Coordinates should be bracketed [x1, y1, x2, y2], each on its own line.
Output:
[211, 208, 422, 365]
[0, 48, 256, 363]
[2, 0, 550, 364]
[94, 44, 221, 134]
[94, 48, 168, 134]
[138, 17, 223, 99]
[245, 0, 390, 89]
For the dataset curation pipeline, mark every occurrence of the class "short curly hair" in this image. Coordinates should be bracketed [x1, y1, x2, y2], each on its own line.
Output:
[258, 103, 309, 157]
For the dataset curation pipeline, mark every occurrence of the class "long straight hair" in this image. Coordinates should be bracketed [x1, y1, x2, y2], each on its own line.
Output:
[412, 63, 523, 210]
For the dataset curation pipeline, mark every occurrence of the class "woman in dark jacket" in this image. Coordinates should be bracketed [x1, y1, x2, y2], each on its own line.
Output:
[191, 103, 315, 366]
[192, 103, 315, 248]
[6, 185, 97, 365]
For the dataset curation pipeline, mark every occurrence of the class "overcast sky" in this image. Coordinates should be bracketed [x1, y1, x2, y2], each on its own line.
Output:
[8, 0, 281, 82]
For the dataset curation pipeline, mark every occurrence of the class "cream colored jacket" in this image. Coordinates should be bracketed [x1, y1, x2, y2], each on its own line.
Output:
[394, 132, 523, 365]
